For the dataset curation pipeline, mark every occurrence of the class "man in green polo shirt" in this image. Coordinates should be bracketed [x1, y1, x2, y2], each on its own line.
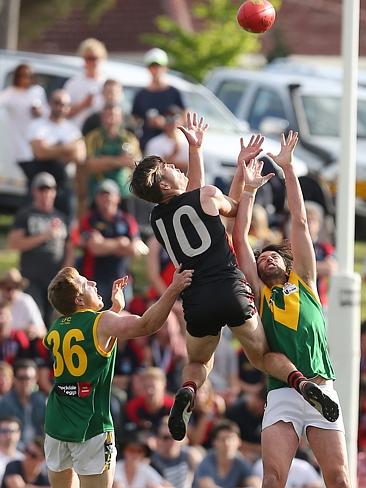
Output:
[85, 103, 141, 203]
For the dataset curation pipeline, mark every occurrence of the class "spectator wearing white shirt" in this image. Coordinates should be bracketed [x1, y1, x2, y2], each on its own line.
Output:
[0, 63, 48, 165]
[27, 89, 86, 222]
[0, 268, 46, 338]
[145, 105, 188, 172]
[64, 38, 107, 129]
[253, 457, 322, 488]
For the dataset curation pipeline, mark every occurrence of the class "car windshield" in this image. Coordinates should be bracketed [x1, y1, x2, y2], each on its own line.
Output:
[302, 94, 366, 138]
[181, 88, 241, 132]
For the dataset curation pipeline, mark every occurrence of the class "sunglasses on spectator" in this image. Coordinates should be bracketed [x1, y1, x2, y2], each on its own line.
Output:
[0, 428, 19, 434]
[84, 55, 99, 62]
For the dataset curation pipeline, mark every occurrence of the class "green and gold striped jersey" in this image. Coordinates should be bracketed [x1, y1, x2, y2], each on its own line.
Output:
[259, 271, 335, 391]
[44, 309, 116, 442]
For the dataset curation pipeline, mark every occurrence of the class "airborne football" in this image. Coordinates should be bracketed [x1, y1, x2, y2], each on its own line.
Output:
[237, 0, 276, 33]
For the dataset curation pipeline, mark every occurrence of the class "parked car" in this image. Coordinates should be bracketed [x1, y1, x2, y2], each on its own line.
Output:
[264, 58, 366, 88]
[204, 67, 366, 219]
[0, 50, 309, 226]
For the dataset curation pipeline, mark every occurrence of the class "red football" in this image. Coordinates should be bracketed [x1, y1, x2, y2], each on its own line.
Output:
[237, 0, 276, 34]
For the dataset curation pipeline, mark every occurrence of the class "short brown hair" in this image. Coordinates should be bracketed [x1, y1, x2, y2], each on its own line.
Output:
[210, 419, 240, 442]
[130, 156, 165, 203]
[48, 267, 83, 316]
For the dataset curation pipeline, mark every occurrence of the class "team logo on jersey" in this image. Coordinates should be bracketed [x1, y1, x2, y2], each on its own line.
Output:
[283, 282, 298, 295]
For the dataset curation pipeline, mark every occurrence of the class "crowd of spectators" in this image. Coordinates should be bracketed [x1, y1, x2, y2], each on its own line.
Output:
[0, 37, 364, 487]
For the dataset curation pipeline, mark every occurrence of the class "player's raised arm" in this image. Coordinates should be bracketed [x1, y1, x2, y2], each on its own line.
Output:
[267, 131, 316, 286]
[178, 112, 208, 191]
[225, 134, 264, 234]
[229, 134, 264, 203]
[98, 266, 193, 341]
[232, 159, 274, 302]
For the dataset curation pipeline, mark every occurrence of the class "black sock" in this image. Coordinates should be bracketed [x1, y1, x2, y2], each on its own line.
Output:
[287, 370, 307, 393]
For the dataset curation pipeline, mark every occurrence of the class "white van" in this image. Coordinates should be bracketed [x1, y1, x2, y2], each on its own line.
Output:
[0, 50, 308, 219]
[205, 67, 366, 219]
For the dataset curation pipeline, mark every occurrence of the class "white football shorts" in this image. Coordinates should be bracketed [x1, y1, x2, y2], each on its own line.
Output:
[262, 382, 345, 439]
[44, 431, 116, 475]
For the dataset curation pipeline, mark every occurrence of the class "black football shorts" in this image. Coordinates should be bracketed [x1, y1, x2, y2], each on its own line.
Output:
[183, 278, 257, 338]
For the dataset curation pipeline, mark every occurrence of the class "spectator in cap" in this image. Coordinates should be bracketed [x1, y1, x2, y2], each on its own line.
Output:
[78, 178, 148, 308]
[64, 37, 107, 129]
[131, 48, 186, 152]
[0, 268, 46, 339]
[83, 103, 141, 215]
[145, 105, 188, 172]
[7, 172, 73, 327]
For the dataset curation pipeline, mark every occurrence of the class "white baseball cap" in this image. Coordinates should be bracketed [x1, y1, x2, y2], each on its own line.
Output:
[143, 48, 169, 67]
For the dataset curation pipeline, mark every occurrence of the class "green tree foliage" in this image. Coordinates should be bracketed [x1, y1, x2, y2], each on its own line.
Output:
[19, 0, 117, 45]
[142, 0, 281, 82]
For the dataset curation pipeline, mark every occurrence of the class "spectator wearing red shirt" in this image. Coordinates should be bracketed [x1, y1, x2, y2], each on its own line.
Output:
[124, 367, 174, 437]
[0, 301, 30, 366]
[79, 179, 148, 307]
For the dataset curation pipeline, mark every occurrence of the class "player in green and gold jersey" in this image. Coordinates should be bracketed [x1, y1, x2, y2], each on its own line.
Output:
[43, 265, 193, 488]
[233, 132, 350, 488]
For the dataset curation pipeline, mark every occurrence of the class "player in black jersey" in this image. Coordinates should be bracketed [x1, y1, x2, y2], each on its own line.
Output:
[131, 112, 338, 441]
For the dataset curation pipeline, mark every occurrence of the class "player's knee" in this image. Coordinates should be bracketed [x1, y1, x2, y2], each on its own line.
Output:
[323, 464, 350, 488]
[262, 468, 287, 488]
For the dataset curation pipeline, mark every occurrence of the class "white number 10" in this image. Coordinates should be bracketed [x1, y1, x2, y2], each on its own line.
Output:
[155, 205, 211, 267]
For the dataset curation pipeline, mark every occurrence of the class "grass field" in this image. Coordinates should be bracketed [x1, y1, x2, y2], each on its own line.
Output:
[0, 214, 365, 320]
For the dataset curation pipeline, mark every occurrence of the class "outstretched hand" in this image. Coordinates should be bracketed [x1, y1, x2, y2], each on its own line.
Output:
[178, 112, 208, 148]
[267, 131, 298, 169]
[240, 158, 274, 190]
[237, 134, 264, 164]
[110, 276, 129, 313]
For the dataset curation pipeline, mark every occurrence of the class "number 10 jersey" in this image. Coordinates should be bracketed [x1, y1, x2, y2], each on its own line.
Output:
[151, 188, 243, 286]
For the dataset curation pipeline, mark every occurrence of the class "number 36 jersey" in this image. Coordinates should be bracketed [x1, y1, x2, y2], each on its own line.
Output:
[43, 310, 116, 442]
[151, 188, 243, 286]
